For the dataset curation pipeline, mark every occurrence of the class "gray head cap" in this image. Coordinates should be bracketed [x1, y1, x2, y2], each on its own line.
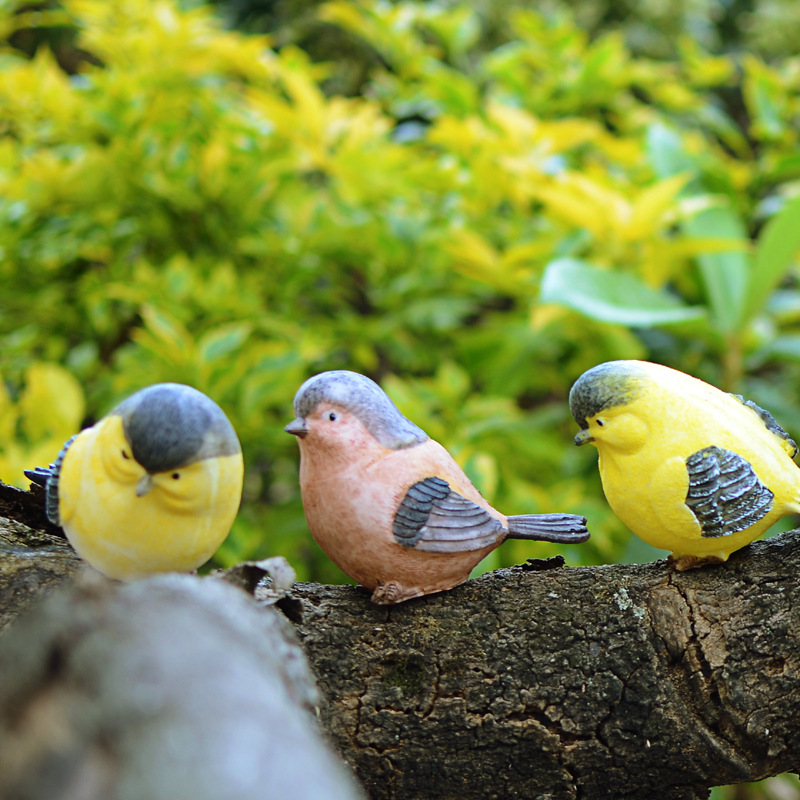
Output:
[293, 371, 428, 450]
[112, 383, 241, 473]
[569, 361, 647, 429]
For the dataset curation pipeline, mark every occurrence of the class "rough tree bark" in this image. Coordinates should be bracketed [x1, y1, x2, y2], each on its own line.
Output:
[0, 483, 83, 632]
[285, 540, 800, 800]
[1, 481, 799, 800]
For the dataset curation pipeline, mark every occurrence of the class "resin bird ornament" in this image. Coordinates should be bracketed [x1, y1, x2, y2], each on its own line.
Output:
[570, 360, 800, 569]
[26, 383, 244, 581]
[285, 370, 589, 604]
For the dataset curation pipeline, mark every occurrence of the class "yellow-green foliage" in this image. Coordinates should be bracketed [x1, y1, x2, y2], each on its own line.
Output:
[2, 0, 800, 581]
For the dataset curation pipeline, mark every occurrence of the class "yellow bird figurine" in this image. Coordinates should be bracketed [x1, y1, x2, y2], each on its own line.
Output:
[25, 383, 244, 581]
[570, 359, 800, 569]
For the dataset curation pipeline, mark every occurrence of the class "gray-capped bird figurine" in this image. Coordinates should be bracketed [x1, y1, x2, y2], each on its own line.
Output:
[570, 359, 800, 569]
[26, 383, 244, 581]
[285, 370, 590, 604]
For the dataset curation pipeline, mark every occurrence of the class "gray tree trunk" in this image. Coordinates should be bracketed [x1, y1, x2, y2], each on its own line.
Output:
[1, 481, 798, 800]
[0, 568, 365, 800]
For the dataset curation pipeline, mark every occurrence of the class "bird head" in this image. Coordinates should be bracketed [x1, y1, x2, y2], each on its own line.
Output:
[285, 371, 428, 453]
[112, 383, 241, 497]
[569, 361, 650, 454]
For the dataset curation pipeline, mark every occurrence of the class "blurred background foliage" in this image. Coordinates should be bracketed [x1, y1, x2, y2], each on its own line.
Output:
[2, 2, 800, 795]
[3, 0, 800, 575]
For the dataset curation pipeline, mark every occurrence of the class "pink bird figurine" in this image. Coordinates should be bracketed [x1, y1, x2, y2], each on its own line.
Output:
[285, 370, 590, 604]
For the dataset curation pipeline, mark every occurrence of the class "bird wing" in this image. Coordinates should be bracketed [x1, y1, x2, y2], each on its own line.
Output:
[730, 393, 798, 458]
[685, 445, 774, 538]
[393, 476, 504, 553]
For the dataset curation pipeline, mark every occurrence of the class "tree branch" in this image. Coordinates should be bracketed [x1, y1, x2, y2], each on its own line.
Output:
[283, 536, 800, 800]
[0, 571, 365, 800]
[0, 481, 798, 799]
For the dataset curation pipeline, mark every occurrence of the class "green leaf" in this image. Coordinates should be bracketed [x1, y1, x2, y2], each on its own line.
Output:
[198, 322, 253, 363]
[646, 123, 697, 182]
[684, 206, 750, 335]
[135, 306, 194, 366]
[756, 334, 800, 362]
[744, 59, 786, 141]
[540, 258, 705, 327]
[743, 194, 800, 323]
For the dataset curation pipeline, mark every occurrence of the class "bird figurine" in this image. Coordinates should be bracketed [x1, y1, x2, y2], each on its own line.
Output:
[25, 383, 244, 581]
[285, 370, 590, 604]
[570, 359, 800, 569]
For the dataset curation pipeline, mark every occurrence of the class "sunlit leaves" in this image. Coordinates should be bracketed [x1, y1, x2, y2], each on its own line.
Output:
[20, 365, 81, 444]
[0, 49, 79, 142]
[3, 0, 800, 581]
[69, 0, 270, 80]
[320, 0, 438, 72]
[742, 55, 796, 145]
[0, 363, 85, 487]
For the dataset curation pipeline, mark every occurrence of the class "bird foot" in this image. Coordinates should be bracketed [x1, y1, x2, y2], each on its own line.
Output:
[667, 553, 726, 571]
[371, 581, 424, 605]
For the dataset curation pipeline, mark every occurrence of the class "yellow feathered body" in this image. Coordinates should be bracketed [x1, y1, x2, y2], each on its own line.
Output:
[57, 415, 244, 581]
[571, 360, 800, 568]
[25, 383, 245, 581]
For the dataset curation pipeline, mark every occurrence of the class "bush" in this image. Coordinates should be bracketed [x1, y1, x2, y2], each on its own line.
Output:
[2, 0, 800, 583]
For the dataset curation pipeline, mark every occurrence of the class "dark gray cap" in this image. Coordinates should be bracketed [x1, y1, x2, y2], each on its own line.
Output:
[292, 371, 428, 450]
[112, 383, 241, 474]
[569, 361, 647, 429]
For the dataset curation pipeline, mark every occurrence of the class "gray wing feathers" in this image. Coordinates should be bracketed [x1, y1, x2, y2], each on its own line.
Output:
[23, 434, 76, 527]
[685, 445, 774, 538]
[393, 477, 450, 546]
[393, 477, 504, 553]
[418, 492, 506, 552]
[730, 394, 798, 457]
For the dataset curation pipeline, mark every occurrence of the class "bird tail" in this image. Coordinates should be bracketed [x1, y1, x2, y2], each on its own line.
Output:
[24, 465, 60, 526]
[506, 513, 589, 543]
[24, 466, 51, 488]
[23, 434, 77, 527]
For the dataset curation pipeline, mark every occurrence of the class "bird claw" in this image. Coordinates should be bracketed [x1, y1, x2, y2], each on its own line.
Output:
[667, 553, 726, 571]
[370, 580, 426, 605]
[371, 581, 404, 605]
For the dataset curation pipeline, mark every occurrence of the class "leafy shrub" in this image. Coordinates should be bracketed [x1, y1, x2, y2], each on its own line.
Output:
[1, 0, 800, 584]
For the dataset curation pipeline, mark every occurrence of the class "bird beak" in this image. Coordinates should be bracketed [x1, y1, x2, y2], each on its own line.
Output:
[574, 429, 594, 447]
[285, 418, 308, 438]
[136, 473, 155, 497]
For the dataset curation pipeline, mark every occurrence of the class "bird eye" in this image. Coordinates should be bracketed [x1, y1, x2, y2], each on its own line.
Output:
[596, 419, 605, 427]
[328, 411, 337, 422]
[171, 472, 180, 480]
[121, 450, 131, 459]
